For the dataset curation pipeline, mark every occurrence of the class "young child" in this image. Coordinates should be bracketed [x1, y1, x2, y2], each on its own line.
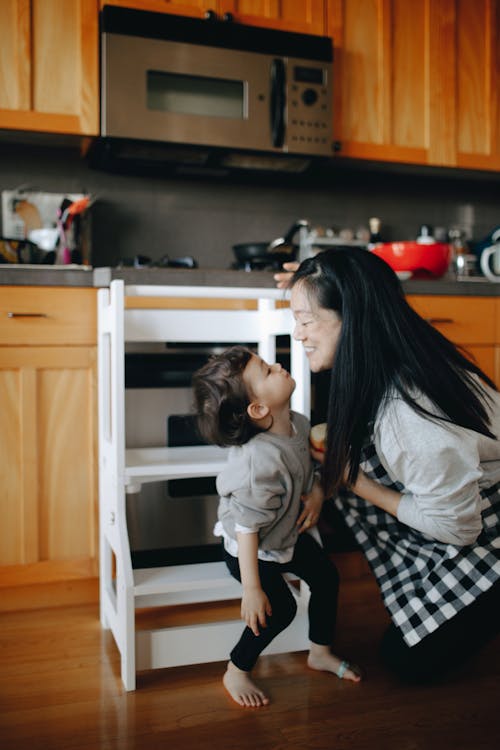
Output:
[192, 345, 361, 708]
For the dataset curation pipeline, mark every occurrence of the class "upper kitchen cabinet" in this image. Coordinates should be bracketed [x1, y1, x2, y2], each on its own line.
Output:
[0, 0, 99, 136]
[99, 0, 217, 17]
[101, 1, 327, 33]
[219, 1, 326, 34]
[327, 0, 500, 172]
[455, 0, 500, 172]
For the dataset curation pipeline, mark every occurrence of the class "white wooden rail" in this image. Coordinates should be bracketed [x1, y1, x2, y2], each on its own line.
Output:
[98, 280, 311, 690]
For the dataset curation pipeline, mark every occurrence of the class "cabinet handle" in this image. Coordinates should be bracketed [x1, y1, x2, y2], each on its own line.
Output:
[7, 312, 48, 318]
[425, 317, 454, 325]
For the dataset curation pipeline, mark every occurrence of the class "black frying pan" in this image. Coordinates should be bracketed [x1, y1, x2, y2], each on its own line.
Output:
[232, 241, 297, 267]
[232, 220, 307, 267]
[232, 242, 297, 268]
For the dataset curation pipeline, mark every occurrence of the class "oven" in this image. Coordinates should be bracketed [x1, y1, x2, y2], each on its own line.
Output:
[125, 339, 291, 568]
[124, 338, 356, 569]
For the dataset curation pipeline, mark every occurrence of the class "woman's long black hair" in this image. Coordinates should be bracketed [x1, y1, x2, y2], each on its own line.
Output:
[290, 247, 497, 498]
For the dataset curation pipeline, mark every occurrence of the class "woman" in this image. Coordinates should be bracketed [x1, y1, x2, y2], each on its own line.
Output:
[280, 248, 500, 683]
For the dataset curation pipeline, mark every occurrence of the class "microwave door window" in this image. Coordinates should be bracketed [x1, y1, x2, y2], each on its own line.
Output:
[147, 71, 245, 119]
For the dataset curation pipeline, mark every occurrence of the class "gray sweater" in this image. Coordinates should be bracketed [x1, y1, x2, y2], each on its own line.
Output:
[215, 411, 313, 554]
[375, 383, 500, 544]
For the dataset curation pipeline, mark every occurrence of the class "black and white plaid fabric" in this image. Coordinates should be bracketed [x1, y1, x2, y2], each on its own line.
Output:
[335, 443, 500, 646]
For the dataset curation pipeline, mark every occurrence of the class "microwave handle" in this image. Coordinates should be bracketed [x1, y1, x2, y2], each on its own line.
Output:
[270, 58, 286, 148]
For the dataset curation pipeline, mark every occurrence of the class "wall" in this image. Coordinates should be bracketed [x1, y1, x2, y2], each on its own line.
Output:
[0, 141, 499, 269]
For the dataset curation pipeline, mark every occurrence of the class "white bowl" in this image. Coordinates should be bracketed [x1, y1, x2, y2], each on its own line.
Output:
[28, 228, 59, 251]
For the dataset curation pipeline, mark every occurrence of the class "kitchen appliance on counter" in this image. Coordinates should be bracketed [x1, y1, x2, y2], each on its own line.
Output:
[93, 6, 333, 177]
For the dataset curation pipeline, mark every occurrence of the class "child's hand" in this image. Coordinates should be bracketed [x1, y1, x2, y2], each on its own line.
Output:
[241, 587, 272, 636]
[297, 479, 325, 533]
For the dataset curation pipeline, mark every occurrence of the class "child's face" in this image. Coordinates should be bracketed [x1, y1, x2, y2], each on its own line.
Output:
[242, 354, 295, 410]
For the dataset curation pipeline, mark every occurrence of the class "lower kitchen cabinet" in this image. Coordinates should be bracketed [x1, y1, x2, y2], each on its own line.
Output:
[0, 287, 98, 610]
[407, 294, 497, 386]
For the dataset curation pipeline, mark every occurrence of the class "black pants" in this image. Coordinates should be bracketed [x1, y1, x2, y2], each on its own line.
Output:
[381, 578, 500, 683]
[224, 532, 339, 672]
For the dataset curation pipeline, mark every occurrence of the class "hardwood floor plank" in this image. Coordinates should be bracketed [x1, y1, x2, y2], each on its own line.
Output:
[0, 578, 499, 750]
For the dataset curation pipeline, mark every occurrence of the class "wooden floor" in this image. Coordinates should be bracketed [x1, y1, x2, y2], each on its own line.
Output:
[1, 572, 499, 750]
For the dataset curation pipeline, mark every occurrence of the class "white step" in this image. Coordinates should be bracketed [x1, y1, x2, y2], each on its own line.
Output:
[125, 445, 229, 488]
[134, 561, 239, 597]
[135, 612, 310, 672]
[133, 561, 305, 609]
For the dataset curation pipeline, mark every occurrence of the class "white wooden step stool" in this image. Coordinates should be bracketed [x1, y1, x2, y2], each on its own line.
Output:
[98, 280, 311, 690]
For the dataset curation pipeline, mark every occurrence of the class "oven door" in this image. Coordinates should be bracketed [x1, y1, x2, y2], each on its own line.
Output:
[124, 348, 222, 568]
[102, 33, 274, 152]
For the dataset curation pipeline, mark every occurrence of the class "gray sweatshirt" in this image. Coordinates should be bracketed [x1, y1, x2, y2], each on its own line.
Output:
[375, 383, 500, 545]
[215, 411, 313, 555]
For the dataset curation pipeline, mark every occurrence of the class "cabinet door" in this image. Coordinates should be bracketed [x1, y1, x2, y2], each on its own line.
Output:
[99, 0, 214, 17]
[328, 0, 500, 172]
[0, 346, 97, 573]
[455, 0, 500, 172]
[327, 0, 454, 166]
[102, 1, 326, 32]
[219, 1, 326, 34]
[0, 0, 99, 135]
[407, 294, 497, 384]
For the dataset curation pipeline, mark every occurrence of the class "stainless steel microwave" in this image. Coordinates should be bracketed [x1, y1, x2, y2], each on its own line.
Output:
[100, 6, 333, 159]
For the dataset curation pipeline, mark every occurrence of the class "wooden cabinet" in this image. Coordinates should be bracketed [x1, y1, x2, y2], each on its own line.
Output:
[407, 294, 497, 385]
[327, 0, 500, 172]
[99, 0, 215, 17]
[0, 287, 98, 611]
[455, 0, 500, 171]
[218, 1, 326, 33]
[0, 0, 99, 136]
[100, 0, 327, 33]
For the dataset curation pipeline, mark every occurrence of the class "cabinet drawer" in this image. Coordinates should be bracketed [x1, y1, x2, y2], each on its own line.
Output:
[0, 287, 97, 345]
[406, 295, 496, 344]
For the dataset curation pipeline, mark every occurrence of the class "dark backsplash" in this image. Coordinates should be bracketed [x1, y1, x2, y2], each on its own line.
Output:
[1, 140, 499, 269]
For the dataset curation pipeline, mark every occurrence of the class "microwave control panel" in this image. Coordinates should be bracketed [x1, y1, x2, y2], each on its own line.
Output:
[287, 62, 332, 155]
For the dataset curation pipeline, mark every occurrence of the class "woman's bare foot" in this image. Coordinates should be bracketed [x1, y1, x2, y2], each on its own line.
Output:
[307, 643, 362, 682]
[223, 661, 270, 708]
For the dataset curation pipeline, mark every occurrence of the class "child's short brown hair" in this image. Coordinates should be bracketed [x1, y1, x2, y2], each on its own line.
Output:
[192, 345, 263, 447]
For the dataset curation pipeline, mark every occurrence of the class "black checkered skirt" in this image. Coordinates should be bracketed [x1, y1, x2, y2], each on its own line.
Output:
[335, 443, 500, 646]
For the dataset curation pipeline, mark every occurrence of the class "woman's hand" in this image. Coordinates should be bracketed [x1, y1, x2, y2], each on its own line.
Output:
[273, 261, 300, 289]
[348, 468, 401, 518]
[297, 478, 325, 533]
[241, 586, 272, 636]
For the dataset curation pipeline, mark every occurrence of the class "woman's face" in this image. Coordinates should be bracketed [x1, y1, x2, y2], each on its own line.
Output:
[290, 282, 342, 372]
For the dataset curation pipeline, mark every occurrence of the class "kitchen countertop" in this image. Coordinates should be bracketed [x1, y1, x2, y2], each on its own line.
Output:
[1, 264, 500, 295]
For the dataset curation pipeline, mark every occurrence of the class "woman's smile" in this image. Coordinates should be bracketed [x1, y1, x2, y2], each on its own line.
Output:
[291, 283, 342, 373]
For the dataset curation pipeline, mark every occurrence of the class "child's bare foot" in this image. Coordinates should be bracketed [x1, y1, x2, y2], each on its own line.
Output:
[223, 661, 270, 707]
[307, 643, 362, 682]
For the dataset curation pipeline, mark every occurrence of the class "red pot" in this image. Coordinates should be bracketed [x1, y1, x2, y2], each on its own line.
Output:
[371, 241, 451, 278]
